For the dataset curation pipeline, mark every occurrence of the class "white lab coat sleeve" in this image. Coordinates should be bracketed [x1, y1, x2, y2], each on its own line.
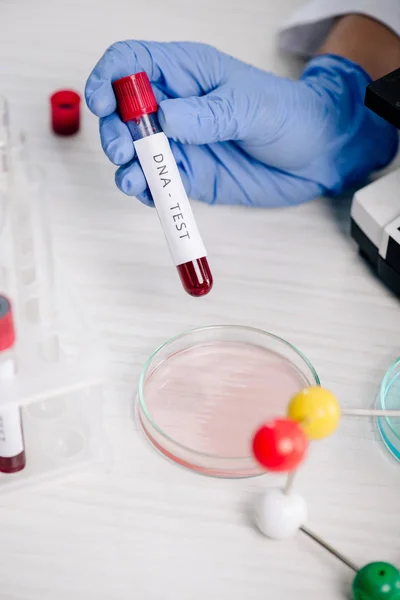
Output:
[278, 0, 400, 57]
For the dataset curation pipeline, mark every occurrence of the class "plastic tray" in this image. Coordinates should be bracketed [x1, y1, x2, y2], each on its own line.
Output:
[0, 131, 106, 492]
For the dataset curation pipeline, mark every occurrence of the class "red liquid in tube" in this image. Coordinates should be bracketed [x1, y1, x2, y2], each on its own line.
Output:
[177, 258, 213, 297]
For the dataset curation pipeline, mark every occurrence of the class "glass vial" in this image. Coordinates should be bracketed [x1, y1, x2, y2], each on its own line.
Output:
[112, 72, 213, 297]
[0, 294, 26, 473]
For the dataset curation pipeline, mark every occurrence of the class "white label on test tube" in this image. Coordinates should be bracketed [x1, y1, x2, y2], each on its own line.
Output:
[0, 405, 24, 457]
[134, 132, 207, 266]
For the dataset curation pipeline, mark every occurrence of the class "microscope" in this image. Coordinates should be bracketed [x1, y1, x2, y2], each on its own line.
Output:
[351, 68, 400, 298]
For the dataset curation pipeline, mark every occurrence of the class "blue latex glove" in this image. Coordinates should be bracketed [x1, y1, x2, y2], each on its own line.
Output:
[85, 42, 398, 207]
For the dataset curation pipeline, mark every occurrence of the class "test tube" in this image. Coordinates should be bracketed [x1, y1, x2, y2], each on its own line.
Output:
[112, 73, 213, 297]
[0, 294, 26, 473]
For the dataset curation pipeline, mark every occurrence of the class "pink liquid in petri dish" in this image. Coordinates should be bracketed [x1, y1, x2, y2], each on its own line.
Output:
[142, 341, 311, 476]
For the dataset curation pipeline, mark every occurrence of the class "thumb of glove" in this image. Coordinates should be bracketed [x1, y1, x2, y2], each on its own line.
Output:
[158, 89, 238, 145]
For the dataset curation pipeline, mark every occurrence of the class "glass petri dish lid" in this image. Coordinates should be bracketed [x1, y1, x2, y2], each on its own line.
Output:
[376, 356, 400, 461]
[137, 325, 319, 478]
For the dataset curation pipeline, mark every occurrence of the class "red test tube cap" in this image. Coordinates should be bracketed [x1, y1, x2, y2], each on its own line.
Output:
[0, 295, 15, 351]
[50, 89, 81, 135]
[112, 72, 158, 123]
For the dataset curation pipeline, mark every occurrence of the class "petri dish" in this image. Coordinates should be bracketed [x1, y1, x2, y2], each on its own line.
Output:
[376, 357, 400, 461]
[137, 325, 319, 478]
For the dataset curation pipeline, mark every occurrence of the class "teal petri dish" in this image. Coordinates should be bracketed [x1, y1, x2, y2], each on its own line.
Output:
[137, 325, 319, 478]
[376, 357, 400, 461]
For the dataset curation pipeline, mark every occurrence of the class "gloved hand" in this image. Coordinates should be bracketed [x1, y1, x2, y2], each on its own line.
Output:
[85, 41, 398, 207]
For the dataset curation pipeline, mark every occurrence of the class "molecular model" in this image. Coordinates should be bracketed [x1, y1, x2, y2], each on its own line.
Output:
[251, 386, 400, 600]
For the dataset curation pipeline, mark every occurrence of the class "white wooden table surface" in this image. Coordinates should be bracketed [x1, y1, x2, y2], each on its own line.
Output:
[1, 1, 399, 599]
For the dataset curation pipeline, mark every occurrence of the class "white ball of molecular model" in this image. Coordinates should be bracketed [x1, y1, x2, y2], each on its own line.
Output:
[253, 488, 307, 540]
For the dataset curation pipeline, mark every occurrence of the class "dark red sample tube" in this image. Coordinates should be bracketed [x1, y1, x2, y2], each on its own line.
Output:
[113, 72, 213, 297]
[0, 295, 26, 474]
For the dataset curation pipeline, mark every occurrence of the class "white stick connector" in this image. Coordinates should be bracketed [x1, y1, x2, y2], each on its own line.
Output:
[134, 132, 207, 266]
[342, 408, 400, 417]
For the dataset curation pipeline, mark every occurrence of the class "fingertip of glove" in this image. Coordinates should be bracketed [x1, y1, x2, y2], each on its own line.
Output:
[115, 168, 134, 195]
[137, 190, 154, 207]
[85, 80, 116, 117]
[158, 98, 194, 142]
[99, 114, 135, 165]
[115, 171, 153, 206]
[102, 135, 134, 166]
[115, 162, 148, 199]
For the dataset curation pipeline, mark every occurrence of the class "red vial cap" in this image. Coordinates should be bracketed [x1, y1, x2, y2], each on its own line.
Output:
[113, 72, 158, 122]
[0, 295, 15, 351]
[50, 90, 81, 135]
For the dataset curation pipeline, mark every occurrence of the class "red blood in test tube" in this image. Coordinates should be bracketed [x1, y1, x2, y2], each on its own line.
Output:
[50, 90, 81, 135]
[0, 295, 26, 474]
[0, 447, 25, 474]
[113, 73, 213, 297]
[177, 258, 213, 297]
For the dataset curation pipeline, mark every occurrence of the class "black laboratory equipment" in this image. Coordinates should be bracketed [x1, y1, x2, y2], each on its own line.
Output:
[351, 68, 400, 298]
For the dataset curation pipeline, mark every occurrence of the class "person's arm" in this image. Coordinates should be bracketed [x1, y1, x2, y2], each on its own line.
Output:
[317, 14, 400, 80]
[278, 0, 400, 70]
